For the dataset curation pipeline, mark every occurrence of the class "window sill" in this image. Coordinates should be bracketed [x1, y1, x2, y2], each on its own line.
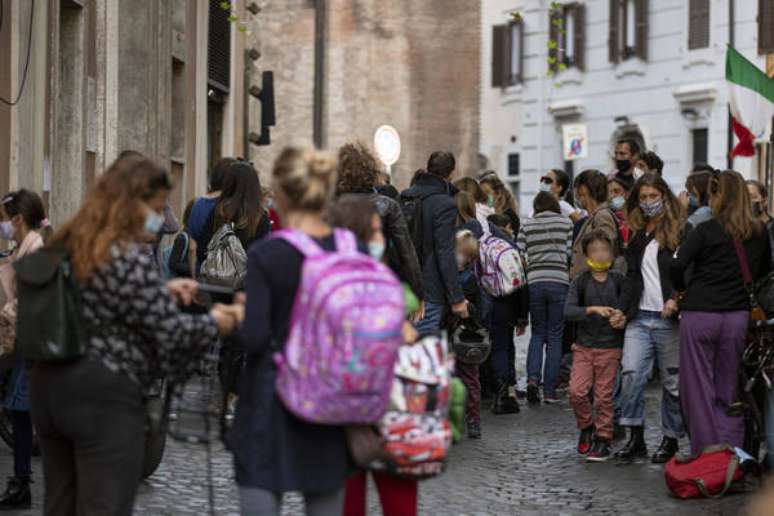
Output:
[552, 67, 583, 87]
[681, 47, 715, 70]
[614, 58, 646, 79]
[501, 83, 524, 97]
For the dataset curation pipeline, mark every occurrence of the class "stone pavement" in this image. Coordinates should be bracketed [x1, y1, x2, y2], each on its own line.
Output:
[0, 384, 755, 515]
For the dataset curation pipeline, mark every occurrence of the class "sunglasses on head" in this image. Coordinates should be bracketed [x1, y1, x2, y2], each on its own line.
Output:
[540, 176, 554, 185]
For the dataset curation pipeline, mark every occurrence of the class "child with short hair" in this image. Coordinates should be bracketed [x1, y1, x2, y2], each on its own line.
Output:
[564, 229, 629, 462]
[454, 230, 485, 438]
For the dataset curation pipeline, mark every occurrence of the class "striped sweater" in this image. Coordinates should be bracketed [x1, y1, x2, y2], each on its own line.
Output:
[517, 211, 574, 285]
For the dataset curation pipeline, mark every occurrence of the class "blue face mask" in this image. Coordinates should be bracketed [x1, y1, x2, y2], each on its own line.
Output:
[640, 198, 664, 219]
[538, 182, 552, 193]
[144, 210, 165, 236]
[688, 193, 699, 210]
[368, 242, 385, 261]
[610, 196, 625, 211]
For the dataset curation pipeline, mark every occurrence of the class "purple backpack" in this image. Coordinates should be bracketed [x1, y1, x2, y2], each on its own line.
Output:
[273, 228, 405, 424]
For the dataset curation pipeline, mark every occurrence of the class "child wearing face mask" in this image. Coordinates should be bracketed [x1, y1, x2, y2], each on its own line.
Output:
[564, 229, 629, 463]
[607, 177, 631, 246]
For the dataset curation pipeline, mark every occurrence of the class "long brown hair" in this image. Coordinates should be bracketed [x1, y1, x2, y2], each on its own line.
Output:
[455, 191, 477, 226]
[454, 177, 487, 204]
[49, 154, 172, 280]
[710, 170, 762, 241]
[626, 173, 684, 251]
[214, 160, 263, 238]
[480, 176, 519, 214]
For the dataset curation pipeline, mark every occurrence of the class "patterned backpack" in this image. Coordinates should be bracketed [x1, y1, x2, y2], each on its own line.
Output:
[476, 235, 526, 297]
[371, 333, 454, 479]
[273, 229, 405, 424]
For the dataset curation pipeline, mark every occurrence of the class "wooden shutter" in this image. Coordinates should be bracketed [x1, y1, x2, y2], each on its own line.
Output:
[492, 25, 507, 88]
[516, 21, 525, 83]
[609, 0, 620, 63]
[688, 0, 710, 50]
[549, 9, 560, 73]
[760, 0, 774, 54]
[208, 0, 231, 94]
[574, 4, 586, 71]
[635, 0, 649, 60]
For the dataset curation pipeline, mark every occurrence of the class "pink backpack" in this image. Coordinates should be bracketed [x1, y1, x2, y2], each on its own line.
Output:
[273, 229, 405, 424]
[476, 235, 526, 297]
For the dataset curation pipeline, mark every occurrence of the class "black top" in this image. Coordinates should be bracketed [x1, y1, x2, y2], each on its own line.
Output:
[503, 207, 521, 238]
[624, 229, 677, 320]
[670, 219, 771, 312]
[197, 208, 273, 268]
[401, 174, 464, 305]
[564, 271, 628, 349]
[229, 234, 354, 492]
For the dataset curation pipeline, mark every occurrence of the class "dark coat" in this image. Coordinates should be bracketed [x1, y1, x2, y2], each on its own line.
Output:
[624, 229, 678, 320]
[402, 174, 464, 306]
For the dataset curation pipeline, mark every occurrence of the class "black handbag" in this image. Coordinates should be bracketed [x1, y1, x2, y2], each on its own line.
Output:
[13, 248, 87, 361]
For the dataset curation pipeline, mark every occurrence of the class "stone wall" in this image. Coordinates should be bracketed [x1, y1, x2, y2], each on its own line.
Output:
[247, 0, 482, 189]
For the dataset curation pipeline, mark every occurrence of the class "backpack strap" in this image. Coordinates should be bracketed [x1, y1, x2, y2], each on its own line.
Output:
[333, 228, 358, 255]
[273, 229, 325, 257]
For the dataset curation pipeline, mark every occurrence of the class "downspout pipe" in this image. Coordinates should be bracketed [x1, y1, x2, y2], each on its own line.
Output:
[726, 0, 735, 170]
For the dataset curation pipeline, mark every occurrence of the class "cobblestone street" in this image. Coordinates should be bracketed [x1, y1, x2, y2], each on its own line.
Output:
[0, 384, 753, 516]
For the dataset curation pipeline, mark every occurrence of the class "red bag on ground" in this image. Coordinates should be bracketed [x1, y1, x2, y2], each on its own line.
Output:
[664, 445, 743, 499]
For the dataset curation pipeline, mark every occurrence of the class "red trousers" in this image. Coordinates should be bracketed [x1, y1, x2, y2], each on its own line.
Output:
[569, 344, 621, 440]
[343, 471, 417, 516]
[456, 362, 481, 423]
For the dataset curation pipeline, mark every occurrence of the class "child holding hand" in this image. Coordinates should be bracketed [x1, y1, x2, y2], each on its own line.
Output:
[564, 230, 629, 462]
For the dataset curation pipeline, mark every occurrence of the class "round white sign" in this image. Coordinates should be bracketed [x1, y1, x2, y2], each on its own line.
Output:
[373, 125, 401, 167]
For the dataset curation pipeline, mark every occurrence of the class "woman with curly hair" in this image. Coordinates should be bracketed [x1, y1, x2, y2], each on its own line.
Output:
[335, 142, 424, 312]
[615, 173, 686, 463]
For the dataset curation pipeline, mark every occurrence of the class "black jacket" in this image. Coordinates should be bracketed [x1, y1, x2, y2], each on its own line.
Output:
[624, 230, 677, 320]
[670, 219, 771, 312]
[564, 271, 628, 349]
[370, 193, 425, 301]
[402, 174, 464, 305]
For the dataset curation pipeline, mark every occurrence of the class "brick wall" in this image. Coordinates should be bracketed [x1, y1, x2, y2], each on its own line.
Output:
[247, 0, 481, 189]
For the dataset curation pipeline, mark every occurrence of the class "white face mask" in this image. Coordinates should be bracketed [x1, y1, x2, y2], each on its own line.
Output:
[538, 182, 552, 193]
[633, 168, 646, 180]
[0, 221, 14, 241]
[368, 242, 385, 261]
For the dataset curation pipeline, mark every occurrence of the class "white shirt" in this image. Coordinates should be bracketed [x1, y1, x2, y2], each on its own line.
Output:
[639, 239, 664, 311]
[476, 203, 495, 228]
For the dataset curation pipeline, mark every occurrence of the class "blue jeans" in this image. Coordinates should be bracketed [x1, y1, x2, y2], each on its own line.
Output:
[526, 282, 568, 396]
[414, 300, 446, 337]
[619, 310, 685, 438]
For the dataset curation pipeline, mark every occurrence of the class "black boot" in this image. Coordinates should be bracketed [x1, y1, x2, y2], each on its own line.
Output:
[651, 436, 679, 464]
[0, 476, 31, 510]
[613, 426, 648, 460]
[492, 383, 519, 415]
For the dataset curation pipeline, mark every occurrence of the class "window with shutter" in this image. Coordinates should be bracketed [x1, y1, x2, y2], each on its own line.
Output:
[609, 0, 620, 63]
[574, 4, 586, 71]
[635, 0, 649, 60]
[492, 25, 507, 88]
[208, 0, 231, 95]
[759, 0, 774, 54]
[553, 4, 585, 72]
[688, 0, 710, 49]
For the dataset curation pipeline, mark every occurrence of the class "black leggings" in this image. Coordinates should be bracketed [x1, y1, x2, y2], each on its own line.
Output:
[11, 410, 32, 478]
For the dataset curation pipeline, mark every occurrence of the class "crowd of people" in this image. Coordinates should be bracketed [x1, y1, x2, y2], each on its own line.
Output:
[0, 136, 771, 515]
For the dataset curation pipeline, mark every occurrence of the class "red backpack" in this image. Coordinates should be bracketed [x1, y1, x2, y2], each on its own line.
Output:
[664, 445, 743, 499]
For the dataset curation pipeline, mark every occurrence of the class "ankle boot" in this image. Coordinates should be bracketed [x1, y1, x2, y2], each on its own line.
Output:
[492, 383, 519, 415]
[0, 476, 31, 510]
[651, 436, 679, 464]
[614, 426, 648, 460]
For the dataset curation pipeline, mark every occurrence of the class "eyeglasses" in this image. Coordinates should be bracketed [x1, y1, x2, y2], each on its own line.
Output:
[540, 176, 554, 185]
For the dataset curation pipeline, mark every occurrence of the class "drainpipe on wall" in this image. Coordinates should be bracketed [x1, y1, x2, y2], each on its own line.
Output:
[313, 0, 326, 149]
[726, 0, 735, 170]
[537, 0, 546, 185]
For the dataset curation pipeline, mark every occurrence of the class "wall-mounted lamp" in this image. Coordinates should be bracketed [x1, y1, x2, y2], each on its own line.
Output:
[247, 48, 261, 61]
[614, 116, 630, 127]
[246, 2, 261, 15]
[681, 107, 699, 120]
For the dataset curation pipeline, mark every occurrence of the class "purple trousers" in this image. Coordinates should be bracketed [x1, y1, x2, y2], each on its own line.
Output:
[456, 363, 481, 424]
[680, 310, 748, 456]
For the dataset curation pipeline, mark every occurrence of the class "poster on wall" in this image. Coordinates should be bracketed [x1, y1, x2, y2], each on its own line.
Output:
[562, 124, 588, 161]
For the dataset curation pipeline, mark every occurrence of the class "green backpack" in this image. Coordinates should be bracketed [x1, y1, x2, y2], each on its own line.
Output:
[14, 248, 87, 361]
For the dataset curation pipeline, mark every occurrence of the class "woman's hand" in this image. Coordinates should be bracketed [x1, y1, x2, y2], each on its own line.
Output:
[587, 306, 614, 318]
[661, 299, 679, 319]
[401, 321, 419, 344]
[166, 279, 199, 306]
[410, 301, 426, 323]
[210, 304, 239, 336]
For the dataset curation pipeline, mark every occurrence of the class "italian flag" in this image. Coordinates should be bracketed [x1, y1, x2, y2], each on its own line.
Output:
[726, 46, 774, 158]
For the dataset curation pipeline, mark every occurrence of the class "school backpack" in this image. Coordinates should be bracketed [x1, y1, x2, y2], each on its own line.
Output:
[161, 232, 191, 279]
[371, 332, 454, 479]
[199, 224, 248, 289]
[664, 445, 744, 499]
[273, 228, 405, 424]
[476, 234, 526, 298]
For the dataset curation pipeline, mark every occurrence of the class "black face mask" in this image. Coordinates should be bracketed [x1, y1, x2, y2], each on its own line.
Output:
[616, 159, 631, 173]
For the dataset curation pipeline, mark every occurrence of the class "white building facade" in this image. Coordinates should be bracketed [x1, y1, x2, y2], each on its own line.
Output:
[481, 0, 773, 213]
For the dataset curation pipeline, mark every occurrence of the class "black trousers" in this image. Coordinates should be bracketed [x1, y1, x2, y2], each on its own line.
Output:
[30, 359, 145, 516]
[10, 410, 32, 477]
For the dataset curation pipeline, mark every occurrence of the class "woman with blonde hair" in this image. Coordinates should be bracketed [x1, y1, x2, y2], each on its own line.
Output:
[615, 173, 686, 463]
[671, 170, 771, 456]
[31, 154, 239, 515]
[231, 147, 351, 515]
